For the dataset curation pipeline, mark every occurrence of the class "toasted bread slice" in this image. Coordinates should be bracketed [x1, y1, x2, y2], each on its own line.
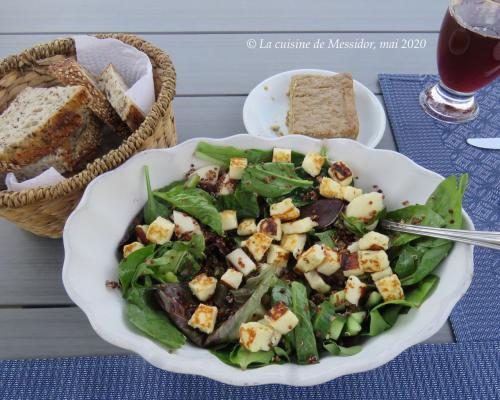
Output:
[0, 85, 91, 165]
[287, 73, 359, 139]
[48, 58, 129, 136]
[97, 64, 145, 131]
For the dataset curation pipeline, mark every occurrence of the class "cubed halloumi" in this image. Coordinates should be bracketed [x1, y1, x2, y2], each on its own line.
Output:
[359, 231, 390, 251]
[282, 217, 318, 234]
[257, 218, 282, 241]
[358, 250, 390, 273]
[319, 177, 343, 199]
[371, 267, 393, 282]
[344, 275, 367, 305]
[173, 210, 202, 237]
[220, 210, 238, 231]
[239, 321, 277, 352]
[229, 157, 247, 180]
[347, 241, 359, 253]
[243, 232, 273, 262]
[220, 268, 244, 289]
[264, 303, 299, 334]
[316, 246, 341, 276]
[301, 152, 325, 177]
[375, 274, 404, 301]
[270, 198, 300, 221]
[188, 273, 218, 301]
[146, 216, 174, 245]
[328, 161, 353, 186]
[226, 248, 257, 276]
[345, 192, 384, 223]
[341, 252, 364, 277]
[189, 165, 220, 185]
[295, 244, 325, 272]
[218, 173, 236, 195]
[341, 186, 363, 202]
[280, 234, 307, 258]
[272, 148, 292, 163]
[123, 241, 144, 258]
[266, 244, 290, 271]
[237, 218, 257, 236]
[304, 270, 331, 294]
[188, 304, 218, 334]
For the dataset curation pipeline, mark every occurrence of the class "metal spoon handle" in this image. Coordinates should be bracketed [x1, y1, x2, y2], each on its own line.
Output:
[381, 220, 500, 251]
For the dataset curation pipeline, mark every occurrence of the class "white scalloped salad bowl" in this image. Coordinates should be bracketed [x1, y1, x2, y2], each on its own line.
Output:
[62, 134, 473, 386]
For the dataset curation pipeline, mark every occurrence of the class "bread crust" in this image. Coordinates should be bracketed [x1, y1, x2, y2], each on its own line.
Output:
[0, 86, 91, 166]
[48, 58, 129, 136]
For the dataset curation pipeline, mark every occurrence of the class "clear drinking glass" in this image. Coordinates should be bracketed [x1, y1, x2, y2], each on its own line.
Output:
[420, 0, 500, 123]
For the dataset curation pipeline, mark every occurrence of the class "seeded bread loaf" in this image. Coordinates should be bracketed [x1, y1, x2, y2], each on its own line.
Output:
[7, 114, 102, 182]
[97, 64, 145, 131]
[48, 58, 129, 136]
[0, 85, 91, 166]
[286, 73, 359, 139]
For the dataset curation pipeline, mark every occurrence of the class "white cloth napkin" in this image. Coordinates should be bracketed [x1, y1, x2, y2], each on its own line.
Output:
[5, 35, 155, 191]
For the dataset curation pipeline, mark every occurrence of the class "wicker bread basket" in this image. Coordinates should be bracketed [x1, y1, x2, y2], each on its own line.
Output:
[0, 34, 177, 238]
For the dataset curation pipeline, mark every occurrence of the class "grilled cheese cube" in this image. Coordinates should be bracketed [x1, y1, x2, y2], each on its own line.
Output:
[270, 198, 300, 221]
[347, 241, 360, 253]
[282, 217, 318, 234]
[220, 268, 244, 289]
[146, 216, 174, 244]
[375, 274, 404, 301]
[264, 303, 299, 334]
[220, 210, 238, 231]
[328, 161, 353, 186]
[345, 275, 367, 305]
[359, 231, 390, 251]
[218, 173, 236, 195]
[272, 147, 292, 163]
[371, 267, 393, 282]
[280, 234, 307, 258]
[237, 218, 257, 236]
[123, 241, 144, 258]
[295, 244, 325, 272]
[188, 304, 218, 334]
[319, 177, 343, 199]
[239, 322, 277, 352]
[316, 246, 341, 276]
[341, 186, 363, 202]
[243, 232, 273, 262]
[341, 252, 364, 277]
[188, 273, 218, 301]
[229, 157, 247, 180]
[358, 250, 390, 273]
[257, 218, 282, 241]
[226, 248, 257, 276]
[190, 165, 220, 185]
[173, 210, 202, 237]
[345, 192, 384, 223]
[302, 152, 325, 177]
[304, 270, 331, 294]
[266, 244, 290, 271]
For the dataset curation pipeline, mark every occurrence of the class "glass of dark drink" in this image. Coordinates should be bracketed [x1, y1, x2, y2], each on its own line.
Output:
[420, 0, 500, 123]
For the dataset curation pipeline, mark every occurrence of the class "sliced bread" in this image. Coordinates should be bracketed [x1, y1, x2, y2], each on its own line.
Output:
[97, 64, 145, 131]
[9, 114, 102, 182]
[0, 85, 91, 166]
[48, 58, 129, 136]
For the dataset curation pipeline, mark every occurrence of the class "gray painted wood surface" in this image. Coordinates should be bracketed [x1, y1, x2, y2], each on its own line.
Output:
[0, 0, 452, 359]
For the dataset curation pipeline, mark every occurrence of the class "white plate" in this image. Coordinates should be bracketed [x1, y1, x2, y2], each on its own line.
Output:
[62, 135, 473, 386]
[243, 69, 386, 148]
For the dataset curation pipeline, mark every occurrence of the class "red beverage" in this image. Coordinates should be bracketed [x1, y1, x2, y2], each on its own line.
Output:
[437, 10, 500, 93]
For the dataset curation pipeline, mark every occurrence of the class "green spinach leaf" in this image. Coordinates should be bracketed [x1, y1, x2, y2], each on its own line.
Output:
[241, 162, 313, 198]
[323, 341, 362, 356]
[195, 142, 272, 166]
[119, 245, 155, 296]
[229, 346, 274, 369]
[312, 229, 336, 248]
[218, 187, 260, 219]
[143, 166, 171, 224]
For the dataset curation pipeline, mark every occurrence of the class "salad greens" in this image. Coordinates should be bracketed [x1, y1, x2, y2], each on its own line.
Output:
[115, 141, 468, 369]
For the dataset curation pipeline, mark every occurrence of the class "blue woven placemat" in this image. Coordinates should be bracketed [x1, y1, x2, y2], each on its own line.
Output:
[0, 74, 499, 400]
[0, 343, 499, 400]
[379, 74, 500, 343]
